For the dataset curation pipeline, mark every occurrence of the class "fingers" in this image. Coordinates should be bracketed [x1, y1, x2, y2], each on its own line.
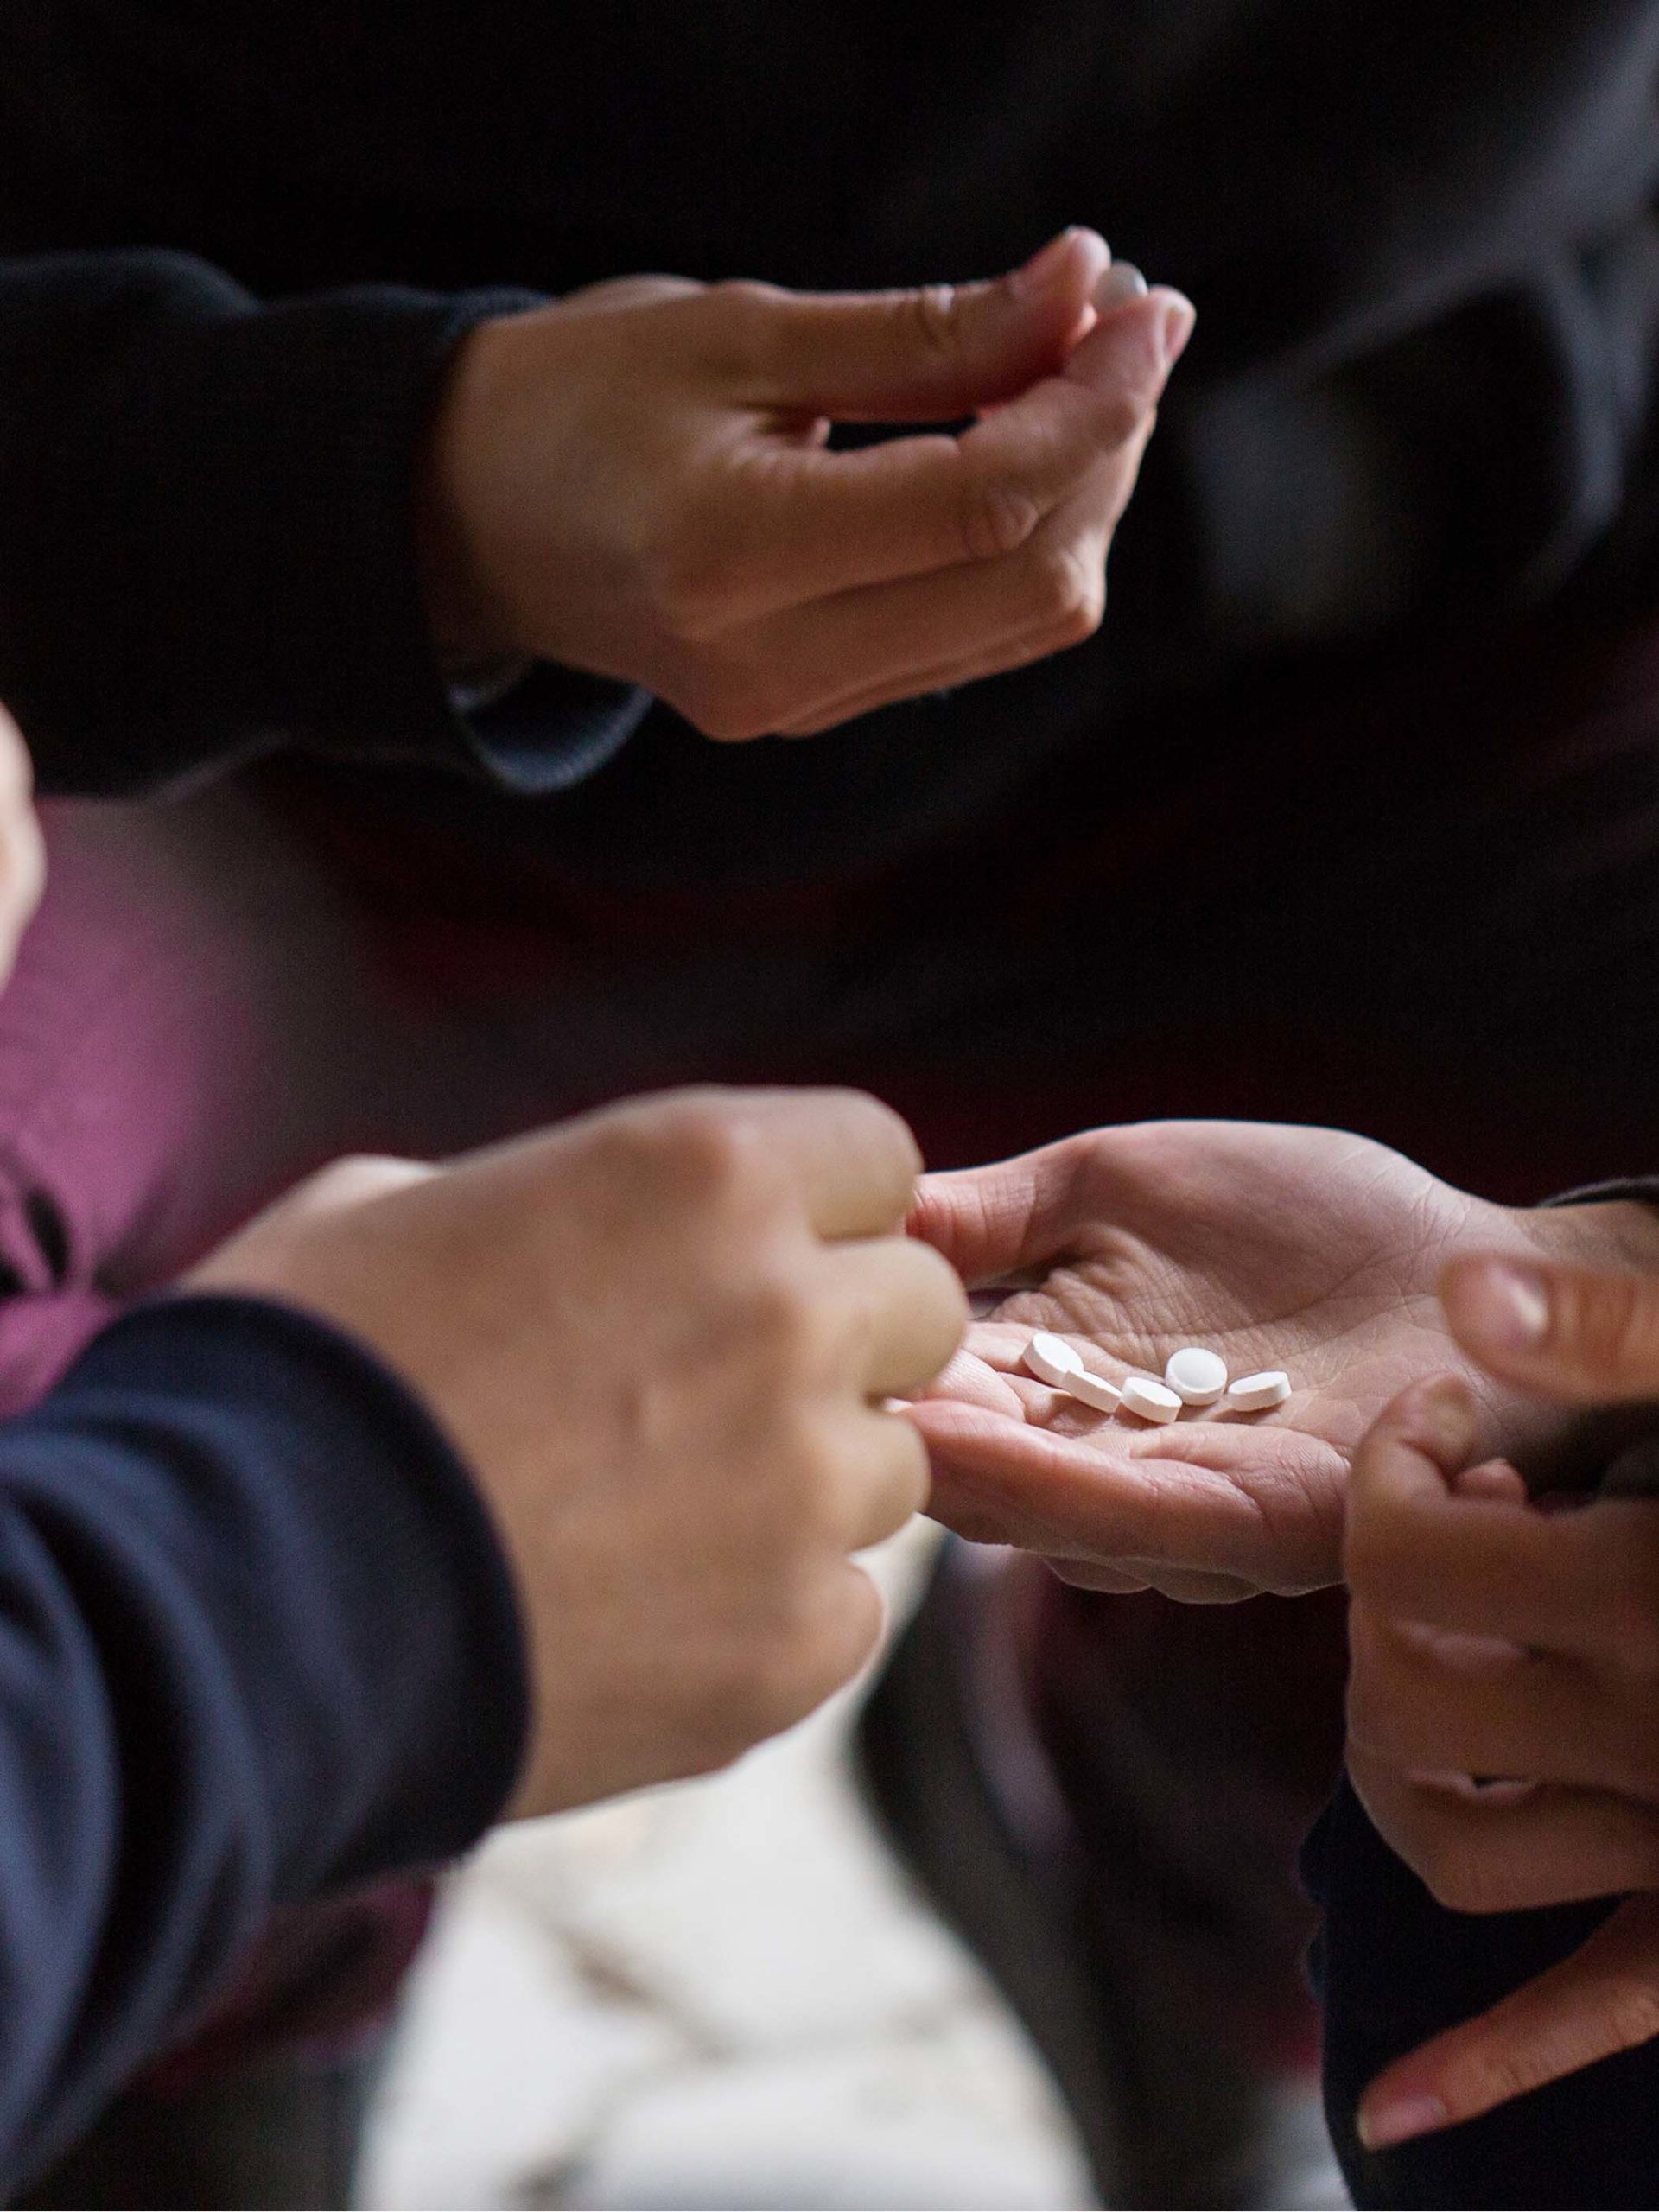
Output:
[708, 380, 1155, 737]
[906, 1139, 1084, 1286]
[1350, 1745, 1659, 1914]
[1347, 1377, 1659, 1655]
[1443, 1253, 1659, 1404]
[1357, 1895, 1659, 2150]
[822, 1235, 969, 1397]
[722, 312, 1170, 615]
[715, 1088, 924, 1240]
[908, 1395, 1342, 1592]
[840, 1408, 931, 1552]
[1346, 1604, 1658, 1800]
[734, 228, 1110, 419]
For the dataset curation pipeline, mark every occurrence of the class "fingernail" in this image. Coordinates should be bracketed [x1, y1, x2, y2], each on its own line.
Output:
[1094, 262, 1148, 309]
[1418, 1374, 1481, 1461]
[1457, 1261, 1551, 1352]
[1010, 229, 1083, 300]
[1159, 292, 1197, 370]
[1358, 2094, 1450, 2152]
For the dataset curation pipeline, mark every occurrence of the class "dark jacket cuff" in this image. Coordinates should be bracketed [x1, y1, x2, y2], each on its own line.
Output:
[0, 250, 645, 794]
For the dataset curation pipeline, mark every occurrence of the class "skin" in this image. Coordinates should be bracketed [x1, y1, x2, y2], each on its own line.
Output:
[418, 231, 1194, 738]
[189, 1087, 968, 1819]
[906, 1120, 1659, 1600]
[0, 707, 44, 988]
[1344, 1262, 1659, 2149]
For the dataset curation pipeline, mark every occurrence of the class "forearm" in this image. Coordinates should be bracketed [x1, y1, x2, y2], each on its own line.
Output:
[0, 1293, 525, 2190]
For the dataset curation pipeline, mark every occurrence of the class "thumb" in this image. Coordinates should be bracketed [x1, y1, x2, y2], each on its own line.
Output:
[742, 227, 1110, 421]
[1357, 1893, 1659, 2150]
[1441, 1254, 1659, 1403]
[906, 1138, 1086, 1286]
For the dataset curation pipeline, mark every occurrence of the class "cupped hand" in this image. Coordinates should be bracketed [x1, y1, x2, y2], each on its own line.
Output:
[419, 231, 1193, 737]
[906, 1121, 1659, 1599]
[1344, 1260, 1659, 2152]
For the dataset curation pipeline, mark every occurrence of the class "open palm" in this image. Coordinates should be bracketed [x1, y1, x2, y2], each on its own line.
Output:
[907, 1121, 1632, 1599]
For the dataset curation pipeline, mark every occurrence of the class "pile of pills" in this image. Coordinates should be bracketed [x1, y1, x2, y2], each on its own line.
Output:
[1021, 1331, 1290, 1423]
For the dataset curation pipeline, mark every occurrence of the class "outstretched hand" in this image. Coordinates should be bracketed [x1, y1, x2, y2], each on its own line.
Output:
[906, 1121, 1659, 1599]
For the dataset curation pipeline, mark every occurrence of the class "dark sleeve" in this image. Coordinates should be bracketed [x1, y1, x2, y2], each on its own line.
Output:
[0, 1292, 527, 2192]
[0, 248, 648, 797]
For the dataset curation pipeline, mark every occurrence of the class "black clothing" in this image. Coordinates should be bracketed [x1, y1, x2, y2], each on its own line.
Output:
[5, 4, 1659, 880]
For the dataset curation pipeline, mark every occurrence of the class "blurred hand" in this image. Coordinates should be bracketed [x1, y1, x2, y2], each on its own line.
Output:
[190, 1087, 967, 1817]
[1346, 1255, 1659, 2151]
[420, 230, 1193, 736]
[906, 1121, 1659, 1599]
[0, 704, 44, 987]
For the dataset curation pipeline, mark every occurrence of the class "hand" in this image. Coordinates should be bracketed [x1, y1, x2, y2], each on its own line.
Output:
[419, 230, 1193, 736]
[0, 705, 44, 987]
[1345, 1257, 1659, 2151]
[189, 1087, 968, 1817]
[906, 1120, 1659, 1599]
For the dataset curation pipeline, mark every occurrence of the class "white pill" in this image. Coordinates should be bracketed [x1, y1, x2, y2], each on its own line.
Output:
[1094, 261, 1149, 308]
[1024, 1331, 1084, 1387]
[1225, 1370, 1292, 1412]
[1121, 1376, 1182, 1425]
[1164, 1346, 1228, 1405]
[1062, 1368, 1123, 1414]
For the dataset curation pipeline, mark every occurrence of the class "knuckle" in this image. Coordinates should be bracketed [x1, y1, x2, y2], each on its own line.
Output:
[675, 662, 779, 741]
[746, 1274, 836, 1373]
[1026, 539, 1105, 641]
[906, 282, 963, 365]
[958, 470, 1043, 563]
[640, 531, 732, 645]
[613, 1096, 769, 1211]
[700, 277, 783, 370]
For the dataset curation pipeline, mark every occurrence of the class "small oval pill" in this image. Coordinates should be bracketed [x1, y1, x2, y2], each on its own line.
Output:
[1024, 1331, 1084, 1387]
[1165, 1347, 1228, 1405]
[1121, 1376, 1182, 1424]
[1063, 1368, 1122, 1414]
[1226, 1370, 1292, 1412]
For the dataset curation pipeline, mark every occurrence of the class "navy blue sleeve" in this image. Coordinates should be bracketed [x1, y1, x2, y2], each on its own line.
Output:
[0, 1293, 528, 2192]
[0, 248, 647, 796]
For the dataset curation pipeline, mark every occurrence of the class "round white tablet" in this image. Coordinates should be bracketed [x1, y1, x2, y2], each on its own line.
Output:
[1225, 1370, 1292, 1412]
[1121, 1376, 1182, 1424]
[1063, 1368, 1123, 1414]
[1024, 1331, 1084, 1387]
[1165, 1346, 1228, 1405]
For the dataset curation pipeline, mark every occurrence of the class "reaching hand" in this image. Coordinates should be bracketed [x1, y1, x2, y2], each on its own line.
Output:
[1346, 1260, 1659, 2152]
[418, 231, 1193, 736]
[906, 1120, 1659, 1599]
[191, 1087, 967, 1818]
